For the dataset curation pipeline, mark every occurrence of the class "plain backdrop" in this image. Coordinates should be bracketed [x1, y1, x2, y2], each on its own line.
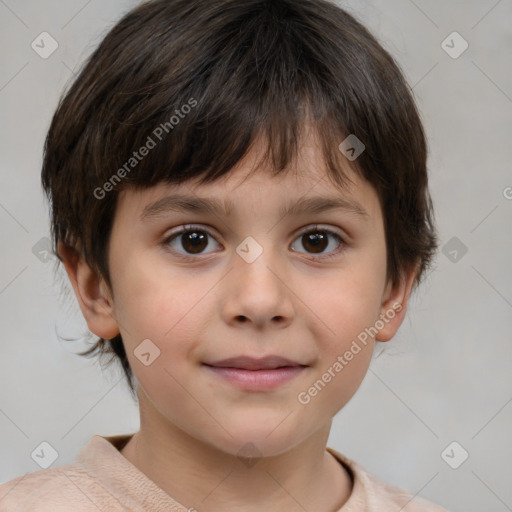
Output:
[1, 1, 511, 510]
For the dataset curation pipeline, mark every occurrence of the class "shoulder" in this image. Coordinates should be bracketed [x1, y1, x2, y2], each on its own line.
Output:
[0, 463, 122, 512]
[365, 472, 450, 511]
[327, 447, 451, 512]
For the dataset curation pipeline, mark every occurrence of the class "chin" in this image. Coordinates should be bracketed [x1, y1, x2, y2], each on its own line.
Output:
[206, 418, 308, 460]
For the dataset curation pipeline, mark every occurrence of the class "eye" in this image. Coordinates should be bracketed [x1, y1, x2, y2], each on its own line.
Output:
[162, 224, 346, 261]
[290, 226, 345, 259]
[163, 225, 221, 258]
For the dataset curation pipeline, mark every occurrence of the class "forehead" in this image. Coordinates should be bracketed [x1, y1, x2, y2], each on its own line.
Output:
[115, 135, 382, 225]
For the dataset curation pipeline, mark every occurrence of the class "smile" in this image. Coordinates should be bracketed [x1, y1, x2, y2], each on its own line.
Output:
[203, 365, 307, 391]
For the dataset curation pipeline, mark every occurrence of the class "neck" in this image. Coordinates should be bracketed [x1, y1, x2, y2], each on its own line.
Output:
[120, 396, 353, 511]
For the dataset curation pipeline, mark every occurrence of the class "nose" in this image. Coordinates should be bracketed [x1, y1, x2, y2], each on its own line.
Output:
[221, 246, 295, 330]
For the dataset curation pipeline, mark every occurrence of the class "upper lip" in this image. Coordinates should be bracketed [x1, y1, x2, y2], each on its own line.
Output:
[204, 355, 306, 370]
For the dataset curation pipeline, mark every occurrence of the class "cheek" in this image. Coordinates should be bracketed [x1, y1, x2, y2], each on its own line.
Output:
[113, 255, 212, 342]
[299, 263, 384, 404]
[295, 327, 374, 423]
[308, 266, 385, 343]
[113, 261, 218, 389]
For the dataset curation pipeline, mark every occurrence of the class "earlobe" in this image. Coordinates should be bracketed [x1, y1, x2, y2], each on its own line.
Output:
[58, 242, 120, 340]
[375, 264, 417, 342]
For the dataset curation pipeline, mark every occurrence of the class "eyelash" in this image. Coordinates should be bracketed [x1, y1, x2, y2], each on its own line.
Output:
[162, 224, 346, 262]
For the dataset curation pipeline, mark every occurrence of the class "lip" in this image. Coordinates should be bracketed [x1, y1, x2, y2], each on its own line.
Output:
[203, 365, 307, 391]
[203, 355, 308, 391]
[204, 355, 304, 370]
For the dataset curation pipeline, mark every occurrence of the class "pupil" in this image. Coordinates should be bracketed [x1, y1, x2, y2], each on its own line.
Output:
[183, 232, 207, 253]
[304, 232, 326, 253]
[180, 231, 328, 255]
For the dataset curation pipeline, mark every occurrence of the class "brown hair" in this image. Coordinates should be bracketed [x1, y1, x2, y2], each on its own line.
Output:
[42, 0, 438, 398]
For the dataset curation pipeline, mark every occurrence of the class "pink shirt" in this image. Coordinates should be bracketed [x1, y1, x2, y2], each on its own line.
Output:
[0, 433, 449, 511]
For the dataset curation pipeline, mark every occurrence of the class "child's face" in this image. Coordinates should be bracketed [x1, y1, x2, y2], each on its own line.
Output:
[86, 136, 412, 457]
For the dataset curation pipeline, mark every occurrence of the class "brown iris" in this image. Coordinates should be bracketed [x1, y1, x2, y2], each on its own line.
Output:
[300, 232, 328, 254]
[180, 230, 208, 254]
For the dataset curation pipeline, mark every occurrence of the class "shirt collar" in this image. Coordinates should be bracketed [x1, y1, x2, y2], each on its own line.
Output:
[77, 434, 372, 511]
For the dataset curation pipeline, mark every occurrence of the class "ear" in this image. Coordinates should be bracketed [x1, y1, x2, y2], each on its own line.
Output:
[375, 263, 418, 342]
[58, 242, 120, 340]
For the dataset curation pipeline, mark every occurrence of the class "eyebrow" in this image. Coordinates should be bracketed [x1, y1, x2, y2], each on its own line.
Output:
[140, 194, 369, 221]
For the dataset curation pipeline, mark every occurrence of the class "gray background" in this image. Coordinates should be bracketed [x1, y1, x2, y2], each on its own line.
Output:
[1, 0, 511, 510]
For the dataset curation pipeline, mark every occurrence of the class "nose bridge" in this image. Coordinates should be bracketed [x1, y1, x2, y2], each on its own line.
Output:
[223, 234, 294, 327]
[234, 234, 282, 294]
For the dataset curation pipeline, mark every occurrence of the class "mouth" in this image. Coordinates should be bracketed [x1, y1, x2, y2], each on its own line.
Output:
[203, 355, 307, 371]
[203, 355, 308, 391]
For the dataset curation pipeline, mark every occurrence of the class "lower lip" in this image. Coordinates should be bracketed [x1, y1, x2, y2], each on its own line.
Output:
[204, 365, 306, 391]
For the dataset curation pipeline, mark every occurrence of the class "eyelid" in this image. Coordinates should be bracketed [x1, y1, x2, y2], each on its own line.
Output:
[163, 224, 220, 244]
[162, 224, 221, 258]
[295, 223, 346, 240]
[162, 223, 348, 260]
[290, 224, 346, 260]
[164, 223, 346, 243]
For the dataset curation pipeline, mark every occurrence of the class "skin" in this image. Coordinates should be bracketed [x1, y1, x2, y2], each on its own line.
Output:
[60, 132, 417, 512]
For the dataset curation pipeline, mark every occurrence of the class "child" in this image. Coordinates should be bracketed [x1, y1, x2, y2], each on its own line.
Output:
[0, 0, 449, 510]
